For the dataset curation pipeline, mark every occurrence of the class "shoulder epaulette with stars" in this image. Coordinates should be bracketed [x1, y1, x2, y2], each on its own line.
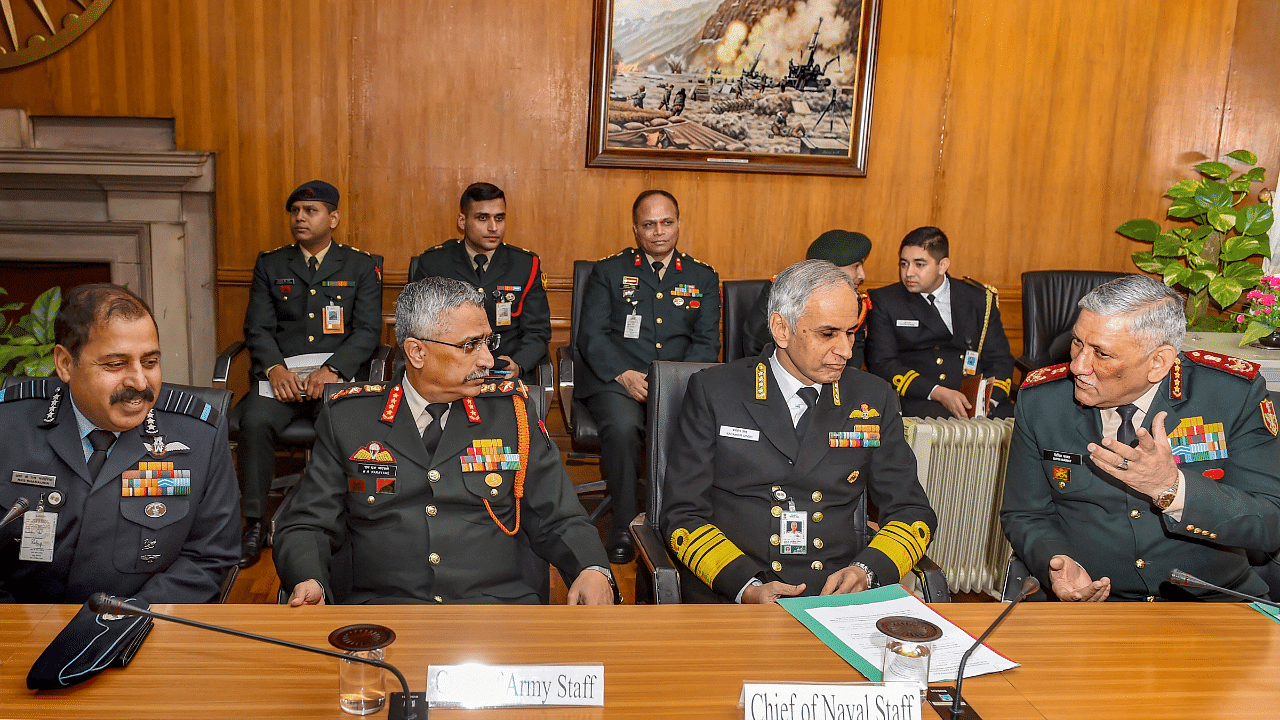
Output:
[418, 239, 454, 255]
[678, 251, 717, 274]
[597, 248, 631, 262]
[328, 383, 389, 402]
[154, 386, 222, 426]
[1020, 362, 1070, 389]
[503, 242, 539, 258]
[0, 377, 59, 404]
[261, 243, 294, 256]
[961, 276, 998, 295]
[339, 243, 373, 256]
[1184, 350, 1259, 381]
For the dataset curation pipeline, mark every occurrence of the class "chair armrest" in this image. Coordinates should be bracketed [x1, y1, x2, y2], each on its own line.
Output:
[1014, 354, 1036, 374]
[212, 341, 247, 388]
[630, 513, 681, 604]
[910, 554, 951, 603]
[368, 344, 393, 382]
[557, 345, 575, 430]
[216, 565, 239, 604]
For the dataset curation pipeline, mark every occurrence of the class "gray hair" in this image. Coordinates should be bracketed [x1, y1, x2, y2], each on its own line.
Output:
[1078, 274, 1185, 351]
[395, 276, 485, 346]
[768, 259, 858, 332]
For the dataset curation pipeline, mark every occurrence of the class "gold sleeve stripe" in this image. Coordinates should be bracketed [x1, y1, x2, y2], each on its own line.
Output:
[671, 524, 744, 588]
[892, 371, 920, 397]
[992, 378, 1011, 394]
[867, 520, 932, 579]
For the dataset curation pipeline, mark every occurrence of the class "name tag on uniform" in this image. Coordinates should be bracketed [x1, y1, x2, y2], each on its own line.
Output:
[19, 510, 57, 563]
[896, 319, 919, 327]
[719, 425, 760, 441]
[11, 471, 56, 487]
[323, 304, 344, 334]
[624, 313, 642, 339]
[496, 302, 512, 326]
[1042, 450, 1083, 465]
[963, 350, 979, 374]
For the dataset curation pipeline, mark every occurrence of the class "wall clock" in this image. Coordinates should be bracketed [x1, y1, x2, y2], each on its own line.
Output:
[0, 0, 114, 70]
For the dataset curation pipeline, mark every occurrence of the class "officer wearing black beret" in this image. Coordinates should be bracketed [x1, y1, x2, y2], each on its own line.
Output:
[408, 182, 550, 382]
[232, 180, 383, 568]
[741, 230, 872, 365]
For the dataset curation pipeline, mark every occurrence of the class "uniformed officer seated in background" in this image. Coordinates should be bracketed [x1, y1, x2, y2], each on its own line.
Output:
[408, 182, 550, 382]
[574, 190, 721, 564]
[232, 180, 383, 568]
[865, 226, 1014, 419]
[662, 260, 936, 603]
[274, 277, 614, 605]
[1002, 274, 1280, 602]
[0, 284, 239, 603]
[741, 229, 873, 366]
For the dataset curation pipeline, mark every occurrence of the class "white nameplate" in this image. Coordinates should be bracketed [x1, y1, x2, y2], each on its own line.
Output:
[896, 319, 920, 328]
[427, 663, 604, 708]
[720, 425, 761, 441]
[740, 683, 921, 720]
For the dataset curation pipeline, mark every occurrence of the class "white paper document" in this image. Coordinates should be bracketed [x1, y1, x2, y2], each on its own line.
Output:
[257, 353, 334, 397]
[803, 595, 1019, 682]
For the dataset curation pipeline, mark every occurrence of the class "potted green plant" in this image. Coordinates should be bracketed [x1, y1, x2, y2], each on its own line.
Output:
[1237, 274, 1280, 347]
[1117, 149, 1273, 331]
[0, 286, 62, 380]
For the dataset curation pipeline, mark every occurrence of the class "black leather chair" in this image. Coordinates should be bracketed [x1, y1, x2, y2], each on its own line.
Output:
[722, 279, 770, 362]
[557, 260, 611, 521]
[1018, 270, 1127, 372]
[631, 361, 951, 604]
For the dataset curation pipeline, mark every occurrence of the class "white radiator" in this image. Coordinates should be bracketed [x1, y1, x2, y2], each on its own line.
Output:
[903, 417, 1015, 598]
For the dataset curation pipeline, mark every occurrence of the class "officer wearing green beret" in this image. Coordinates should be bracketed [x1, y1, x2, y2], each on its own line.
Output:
[741, 229, 872, 365]
[408, 182, 550, 382]
[233, 180, 383, 568]
[574, 190, 721, 563]
[1003, 275, 1280, 601]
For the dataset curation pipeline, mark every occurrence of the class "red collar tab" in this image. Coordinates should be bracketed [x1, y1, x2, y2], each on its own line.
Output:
[380, 385, 403, 424]
[462, 396, 482, 423]
[1168, 360, 1183, 400]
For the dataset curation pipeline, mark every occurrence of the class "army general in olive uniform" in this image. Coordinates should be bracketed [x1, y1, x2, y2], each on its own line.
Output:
[233, 180, 383, 568]
[408, 182, 550, 381]
[274, 277, 613, 605]
[574, 190, 721, 563]
[0, 285, 238, 604]
[662, 261, 936, 603]
[1002, 275, 1280, 602]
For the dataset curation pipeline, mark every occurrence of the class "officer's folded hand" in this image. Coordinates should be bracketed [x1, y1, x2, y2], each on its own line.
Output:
[820, 565, 871, 595]
[615, 370, 649, 402]
[566, 569, 615, 605]
[268, 365, 307, 403]
[305, 367, 342, 400]
[287, 579, 327, 606]
[929, 386, 973, 419]
[741, 581, 806, 604]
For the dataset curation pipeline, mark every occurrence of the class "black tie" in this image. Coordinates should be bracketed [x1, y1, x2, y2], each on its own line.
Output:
[795, 386, 819, 440]
[652, 260, 664, 279]
[87, 429, 117, 479]
[1116, 403, 1140, 447]
[421, 403, 450, 457]
[474, 254, 487, 282]
[308, 256, 319, 277]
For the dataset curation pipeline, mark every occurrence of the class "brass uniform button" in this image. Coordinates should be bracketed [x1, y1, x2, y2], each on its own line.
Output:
[770, 534, 780, 546]
[771, 506, 782, 517]
[1210, 533, 1217, 539]
[771, 561, 782, 572]
[1146, 596, 1155, 603]
[1058, 481, 1066, 489]
[366, 495, 375, 505]
[310, 289, 316, 295]
[813, 538, 824, 549]
[936, 358, 944, 365]
[433, 595, 443, 603]
[939, 373, 946, 380]
[308, 335, 315, 342]
[656, 292, 664, 299]
[656, 318, 663, 324]
[771, 486, 781, 492]
[1186, 524, 1195, 531]
[1130, 509, 1141, 518]
[1135, 559, 1146, 569]
[308, 312, 315, 319]
[812, 511, 823, 522]
[428, 470, 440, 482]
[425, 505, 437, 516]
[490, 488, 499, 496]
[811, 491, 823, 502]
[336, 295, 342, 300]
[656, 342, 663, 349]
[811, 561, 824, 571]
[429, 553, 441, 565]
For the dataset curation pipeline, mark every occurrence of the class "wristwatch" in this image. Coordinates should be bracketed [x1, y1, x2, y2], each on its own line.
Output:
[1153, 477, 1180, 511]
[850, 561, 877, 588]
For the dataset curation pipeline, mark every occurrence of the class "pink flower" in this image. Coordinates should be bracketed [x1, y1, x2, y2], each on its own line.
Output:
[1263, 307, 1272, 314]
[1265, 294, 1278, 306]
[1238, 314, 1247, 322]
[1249, 290, 1263, 299]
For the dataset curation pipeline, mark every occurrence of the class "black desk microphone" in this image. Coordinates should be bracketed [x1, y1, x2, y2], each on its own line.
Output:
[1167, 568, 1280, 609]
[86, 593, 426, 719]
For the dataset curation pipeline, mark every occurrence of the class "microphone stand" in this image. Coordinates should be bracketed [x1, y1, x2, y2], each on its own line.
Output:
[1168, 568, 1280, 609]
[87, 593, 424, 719]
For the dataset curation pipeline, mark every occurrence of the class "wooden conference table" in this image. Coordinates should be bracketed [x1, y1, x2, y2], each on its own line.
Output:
[0, 602, 1274, 719]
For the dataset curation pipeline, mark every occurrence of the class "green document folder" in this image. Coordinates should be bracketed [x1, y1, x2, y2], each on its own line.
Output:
[1250, 602, 1280, 625]
[777, 584, 915, 681]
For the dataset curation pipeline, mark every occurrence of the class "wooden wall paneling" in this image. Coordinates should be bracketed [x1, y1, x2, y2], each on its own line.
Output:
[1220, 0, 1280, 181]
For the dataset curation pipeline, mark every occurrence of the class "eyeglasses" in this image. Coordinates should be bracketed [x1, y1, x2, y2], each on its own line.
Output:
[415, 334, 501, 354]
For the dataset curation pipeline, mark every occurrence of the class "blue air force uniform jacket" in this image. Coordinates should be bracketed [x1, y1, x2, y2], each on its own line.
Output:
[661, 350, 937, 603]
[1001, 351, 1280, 601]
[273, 380, 608, 604]
[0, 380, 239, 604]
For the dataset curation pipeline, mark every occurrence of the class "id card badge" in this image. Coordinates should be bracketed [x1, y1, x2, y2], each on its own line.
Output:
[496, 301, 512, 327]
[323, 304, 344, 334]
[19, 510, 57, 562]
[780, 511, 807, 555]
[624, 311, 642, 339]
[963, 350, 979, 375]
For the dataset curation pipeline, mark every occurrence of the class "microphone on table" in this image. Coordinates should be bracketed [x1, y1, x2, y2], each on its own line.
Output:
[1, 497, 30, 529]
[86, 593, 426, 719]
[925, 576, 1040, 720]
[1168, 568, 1280, 609]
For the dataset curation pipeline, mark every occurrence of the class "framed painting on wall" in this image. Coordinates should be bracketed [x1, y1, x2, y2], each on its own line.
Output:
[586, 0, 882, 177]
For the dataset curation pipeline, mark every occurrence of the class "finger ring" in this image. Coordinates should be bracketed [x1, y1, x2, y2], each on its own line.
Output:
[1117, 459, 1129, 471]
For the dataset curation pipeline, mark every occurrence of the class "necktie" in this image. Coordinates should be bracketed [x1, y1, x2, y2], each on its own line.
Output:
[474, 254, 487, 282]
[652, 260, 664, 279]
[1116, 403, 1140, 447]
[308, 256, 319, 277]
[926, 293, 936, 307]
[795, 386, 819, 440]
[421, 403, 450, 457]
[87, 429, 117, 479]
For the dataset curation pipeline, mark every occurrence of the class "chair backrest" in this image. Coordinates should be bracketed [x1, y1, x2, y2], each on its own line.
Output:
[1020, 270, 1127, 370]
[722, 279, 771, 362]
[569, 260, 596, 355]
[407, 255, 420, 284]
[645, 361, 718, 533]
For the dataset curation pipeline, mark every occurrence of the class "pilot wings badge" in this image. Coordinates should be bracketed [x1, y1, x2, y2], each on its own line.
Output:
[143, 436, 192, 458]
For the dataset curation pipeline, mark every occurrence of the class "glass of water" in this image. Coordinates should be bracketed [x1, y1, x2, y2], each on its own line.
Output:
[876, 615, 942, 695]
[339, 647, 387, 715]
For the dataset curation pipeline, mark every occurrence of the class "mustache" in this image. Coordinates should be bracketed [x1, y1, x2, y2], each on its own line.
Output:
[110, 386, 155, 405]
[464, 369, 491, 382]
